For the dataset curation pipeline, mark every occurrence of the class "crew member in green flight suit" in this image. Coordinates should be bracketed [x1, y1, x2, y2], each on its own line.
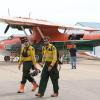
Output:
[35, 37, 59, 97]
[17, 38, 38, 93]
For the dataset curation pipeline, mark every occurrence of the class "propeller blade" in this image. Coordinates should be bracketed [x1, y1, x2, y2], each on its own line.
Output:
[29, 28, 32, 34]
[4, 25, 10, 33]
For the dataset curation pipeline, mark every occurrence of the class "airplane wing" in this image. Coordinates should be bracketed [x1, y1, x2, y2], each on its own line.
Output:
[0, 17, 61, 27]
[67, 39, 100, 47]
[0, 17, 99, 31]
[68, 25, 100, 32]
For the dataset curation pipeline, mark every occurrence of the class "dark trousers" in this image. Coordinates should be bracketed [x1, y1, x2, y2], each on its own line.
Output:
[21, 61, 36, 84]
[38, 62, 59, 96]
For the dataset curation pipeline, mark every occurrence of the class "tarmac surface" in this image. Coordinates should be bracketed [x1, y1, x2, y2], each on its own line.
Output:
[0, 58, 100, 100]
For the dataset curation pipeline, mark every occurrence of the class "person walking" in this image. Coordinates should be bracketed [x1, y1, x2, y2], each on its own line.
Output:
[17, 38, 38, 93]
[35, 37, 59, 97]
[69, 45, 77, 69]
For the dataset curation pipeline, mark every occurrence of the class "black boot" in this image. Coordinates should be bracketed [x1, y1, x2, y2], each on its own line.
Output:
[72, 66, 74, 69]
[73, 66, 76, 69]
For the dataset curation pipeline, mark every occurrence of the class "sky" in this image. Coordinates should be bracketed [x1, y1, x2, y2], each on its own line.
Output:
[0, 0, 100, 36]
[0, 0, 100, 24]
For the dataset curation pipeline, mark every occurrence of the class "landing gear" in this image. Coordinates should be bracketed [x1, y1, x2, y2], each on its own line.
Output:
[4, 56, 10, 62]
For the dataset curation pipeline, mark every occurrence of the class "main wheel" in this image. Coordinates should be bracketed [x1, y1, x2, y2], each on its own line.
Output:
[4, 56, 10, 62]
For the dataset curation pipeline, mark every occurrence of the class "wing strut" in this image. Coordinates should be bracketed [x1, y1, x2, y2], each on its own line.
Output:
[4, 25, 10, 33]
[36, 27, 44, 39]
[21, 26, 31, 44]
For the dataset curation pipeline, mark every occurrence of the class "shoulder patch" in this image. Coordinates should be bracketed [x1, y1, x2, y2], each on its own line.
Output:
[51, 45, 56, 50]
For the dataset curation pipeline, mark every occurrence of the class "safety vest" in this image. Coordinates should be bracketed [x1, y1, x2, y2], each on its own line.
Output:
[42, 43, 57, 66]
[19, 45, 36, 66]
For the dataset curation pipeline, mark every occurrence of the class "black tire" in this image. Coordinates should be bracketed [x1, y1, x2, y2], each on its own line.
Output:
[4, 56, 10, 62]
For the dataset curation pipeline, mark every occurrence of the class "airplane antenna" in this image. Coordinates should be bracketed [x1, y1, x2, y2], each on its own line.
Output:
[8, 8, 10, 16]
[29, 12, 31, 18]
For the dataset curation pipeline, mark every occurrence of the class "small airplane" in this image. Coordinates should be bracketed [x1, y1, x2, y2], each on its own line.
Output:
[0, 35, 24, 61]
[0, 34, 43, 62]
[0, 17, 100, 62]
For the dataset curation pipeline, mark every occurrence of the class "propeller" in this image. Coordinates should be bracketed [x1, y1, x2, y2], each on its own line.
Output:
[4, 25, 10, 33]
[29, 28, 32, 34]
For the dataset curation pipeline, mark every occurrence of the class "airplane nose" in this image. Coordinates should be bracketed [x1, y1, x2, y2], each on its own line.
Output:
[0, 42, 5, 50]
[0, 44, 4, 50]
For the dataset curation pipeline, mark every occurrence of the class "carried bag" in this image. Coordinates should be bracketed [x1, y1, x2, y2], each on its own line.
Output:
[57, 49, 63, 65]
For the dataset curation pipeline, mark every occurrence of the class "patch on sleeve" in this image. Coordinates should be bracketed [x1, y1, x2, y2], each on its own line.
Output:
[51, 46, 56, 50]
